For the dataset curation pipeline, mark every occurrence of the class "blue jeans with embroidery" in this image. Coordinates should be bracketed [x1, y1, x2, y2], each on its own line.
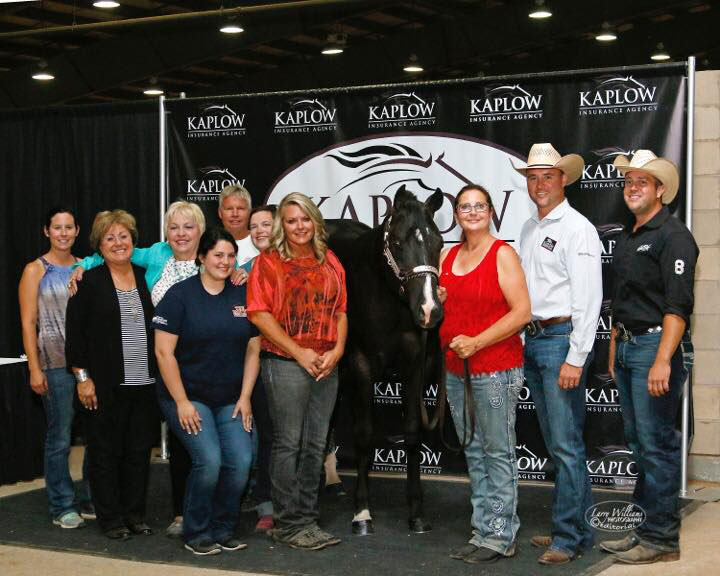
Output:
[524, 321, 594, 557]
[614, 331, 689, 552]
[41, 367, 91, 519]
[446, 367, 523, 555]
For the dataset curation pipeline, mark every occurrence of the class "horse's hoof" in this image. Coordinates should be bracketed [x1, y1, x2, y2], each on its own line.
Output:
[352, 519, 374, 535]
[408, 518, 432, 533]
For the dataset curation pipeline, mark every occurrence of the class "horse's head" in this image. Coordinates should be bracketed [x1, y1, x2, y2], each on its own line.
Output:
[383, 185, 444, 330]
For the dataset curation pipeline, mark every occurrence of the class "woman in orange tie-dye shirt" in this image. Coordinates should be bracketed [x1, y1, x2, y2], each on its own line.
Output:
[247, 192, 347, 551]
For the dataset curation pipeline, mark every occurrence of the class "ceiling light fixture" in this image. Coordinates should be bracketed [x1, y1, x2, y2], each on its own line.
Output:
[528, 0, 552, 19]
[220, 17, 244, 34]
[651, 42, 671, 61]
[32, 61, 54, 81]
[321, 32, 346, 55]
[403, 54, 423, 73]
[143, 77, 163, 96]
[93, 1, 120, 8]
[595, 22, 617, 42]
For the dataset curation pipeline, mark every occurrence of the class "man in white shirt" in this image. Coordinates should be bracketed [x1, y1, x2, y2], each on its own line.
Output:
[218, 184, 259, 267]
[513, 143, 602, 566]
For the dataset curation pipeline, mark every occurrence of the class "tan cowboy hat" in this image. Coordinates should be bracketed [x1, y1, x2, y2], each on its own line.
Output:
[613, 149, 679, 204]
[511, 143, 584, 185]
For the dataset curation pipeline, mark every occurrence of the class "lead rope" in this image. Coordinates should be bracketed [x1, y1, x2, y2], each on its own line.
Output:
[418, 333, 475, 452]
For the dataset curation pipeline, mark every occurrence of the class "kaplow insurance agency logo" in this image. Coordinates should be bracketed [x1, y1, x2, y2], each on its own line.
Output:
[469, 83, 543, 123]
[373, 378, 439, 407]
[368, 92, 436, 129]
[266, 135, 533, 245]
[274, 97, 337, 134]
[515, 444, 549, 481]
[587, 447, 638, 488]
[579, 75, 658, 116]
[581, 147, 635, 190]
[597, 223, 624, 264]
[586, 374, 621, 415]
[186, 103, 246, 138]
[373, 438, 443, 475]
[186, 166, 246, 201]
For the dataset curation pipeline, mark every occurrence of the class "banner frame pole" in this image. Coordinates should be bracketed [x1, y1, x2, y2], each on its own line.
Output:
[159, 95, 166, 242]
[158, 94, 169, 461]
[680, 55, 695, 497]
[164, 62, 687, 104]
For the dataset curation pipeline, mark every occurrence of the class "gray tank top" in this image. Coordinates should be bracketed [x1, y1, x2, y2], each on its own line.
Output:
[37, 257, 73, 370]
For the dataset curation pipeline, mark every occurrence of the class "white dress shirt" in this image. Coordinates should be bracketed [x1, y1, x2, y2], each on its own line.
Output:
[235, 235, 259, 267]
[519, 199, 602, 367]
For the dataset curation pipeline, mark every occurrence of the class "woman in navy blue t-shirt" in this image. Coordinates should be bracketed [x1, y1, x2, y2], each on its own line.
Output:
[154, 228, 260, 556]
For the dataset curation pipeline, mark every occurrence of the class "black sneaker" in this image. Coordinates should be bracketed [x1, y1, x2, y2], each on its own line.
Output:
[217, 537, 248, 551]
[184, 540, 222, 556]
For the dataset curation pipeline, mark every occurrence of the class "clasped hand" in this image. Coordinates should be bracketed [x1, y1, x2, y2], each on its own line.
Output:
[296, 347, 342, 381]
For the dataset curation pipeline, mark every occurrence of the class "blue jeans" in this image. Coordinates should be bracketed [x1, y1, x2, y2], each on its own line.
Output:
[446, 367, 523, 555]
[614, 331, 688, 552]
[262, 358, 338, 534]
[524, 322, 594, 557]
[160, 397, 252, 546]
[41, 368, 90, 519]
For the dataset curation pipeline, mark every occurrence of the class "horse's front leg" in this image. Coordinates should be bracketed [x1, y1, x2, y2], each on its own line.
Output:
[400, 335, 432, 534]
[349, 350, 375, 535]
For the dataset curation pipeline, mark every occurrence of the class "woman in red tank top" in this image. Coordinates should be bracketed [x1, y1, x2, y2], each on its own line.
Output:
[440, 184, 530, 565]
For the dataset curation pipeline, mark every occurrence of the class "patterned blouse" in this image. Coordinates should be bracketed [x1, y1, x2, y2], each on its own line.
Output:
[151, 257, 198, 306]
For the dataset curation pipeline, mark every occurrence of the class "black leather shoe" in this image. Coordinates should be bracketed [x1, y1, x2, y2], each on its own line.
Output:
[449, 543, 479, 560]
[105, 526, 132, 540]
[464, 547, 503, 564]
[128, 522, 153, 536]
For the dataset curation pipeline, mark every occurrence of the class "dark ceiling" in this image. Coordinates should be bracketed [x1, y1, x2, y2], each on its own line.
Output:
[0, 0, 717, 109]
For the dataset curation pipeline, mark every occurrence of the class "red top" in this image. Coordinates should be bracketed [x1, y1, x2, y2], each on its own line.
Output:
[247, 249, 347, 357]
[439, 240, 523, 375]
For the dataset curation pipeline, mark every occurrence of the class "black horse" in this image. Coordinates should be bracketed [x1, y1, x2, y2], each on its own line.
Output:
[327, 185, 444, 535]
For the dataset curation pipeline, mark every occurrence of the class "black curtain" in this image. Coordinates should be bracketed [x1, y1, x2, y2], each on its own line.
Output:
[0, 101, 160, 357]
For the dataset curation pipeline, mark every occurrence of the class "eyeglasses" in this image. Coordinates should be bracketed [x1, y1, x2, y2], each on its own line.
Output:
[457, 202, 490, 214]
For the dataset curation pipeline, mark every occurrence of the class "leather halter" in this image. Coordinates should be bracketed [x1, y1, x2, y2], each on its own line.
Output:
[382, 214, 439, 295]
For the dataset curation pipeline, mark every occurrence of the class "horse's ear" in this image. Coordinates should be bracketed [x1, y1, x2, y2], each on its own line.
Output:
[393, 185, 413, 208]
[425, 188, 444, 214]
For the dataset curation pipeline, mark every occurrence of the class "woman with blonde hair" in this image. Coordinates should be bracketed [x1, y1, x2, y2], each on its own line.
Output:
[66, 210, 158, 540]
[247, 193, 347, 551]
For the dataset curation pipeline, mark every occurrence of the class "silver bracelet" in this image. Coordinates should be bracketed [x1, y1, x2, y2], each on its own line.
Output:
[74, 369, 89, 383]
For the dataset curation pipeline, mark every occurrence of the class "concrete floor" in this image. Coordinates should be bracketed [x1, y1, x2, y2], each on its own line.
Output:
[1, 447, 718, 576]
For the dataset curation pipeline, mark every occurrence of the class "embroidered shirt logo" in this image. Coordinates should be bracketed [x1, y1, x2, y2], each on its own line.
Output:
[232, 305, 247, 318]
[541, 236, 557, 252]
[152, 315, 168, 326]
[636, 244, 651, 252]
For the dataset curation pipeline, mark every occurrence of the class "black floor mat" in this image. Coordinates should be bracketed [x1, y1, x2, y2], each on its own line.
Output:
[0, 465, 664, 576]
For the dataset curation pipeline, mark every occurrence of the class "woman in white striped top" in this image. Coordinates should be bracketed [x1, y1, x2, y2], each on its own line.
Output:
[66, 210, 158, 541]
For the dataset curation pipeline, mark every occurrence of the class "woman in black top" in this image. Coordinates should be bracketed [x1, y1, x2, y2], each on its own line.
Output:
[65, 210, 158, 540]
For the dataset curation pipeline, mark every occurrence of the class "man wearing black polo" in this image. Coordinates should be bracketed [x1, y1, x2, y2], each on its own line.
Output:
[603, 150, 697, 565]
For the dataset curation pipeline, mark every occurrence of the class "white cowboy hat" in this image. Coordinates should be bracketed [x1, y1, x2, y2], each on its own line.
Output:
[511, 143, 584, 185]
[613, 149, 679, 205]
